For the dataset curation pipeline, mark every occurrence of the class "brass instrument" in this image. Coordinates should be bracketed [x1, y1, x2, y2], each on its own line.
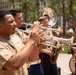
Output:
[22, 22, 58, 33]
[48, 36, 74, 64]
[42, 7, 57, 27]
[69, 43, 76, 75]
[21, 26, 74, 48]
[69, 56, 75, 74]
[42, 33, 74, 48]
[22, 7, 57, 32]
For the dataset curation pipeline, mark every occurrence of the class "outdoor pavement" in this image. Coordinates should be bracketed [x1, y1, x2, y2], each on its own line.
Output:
[57, 53, 73, 75]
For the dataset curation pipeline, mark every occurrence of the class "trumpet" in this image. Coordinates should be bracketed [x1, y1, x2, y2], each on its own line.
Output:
[22, 22, 57, 31]
[22, 22, 59, 33]
[52, 36, 74, 44]
[43, 35, 74, 48]
[21, 27, 74, 48]
[41, 36, 74, 64]
[22, 22, 33, 27]
[21, 22, 74, 47]
[48, 36, 74, 64]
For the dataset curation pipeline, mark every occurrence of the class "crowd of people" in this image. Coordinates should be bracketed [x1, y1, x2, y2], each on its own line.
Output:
[0, 7, 76, 75]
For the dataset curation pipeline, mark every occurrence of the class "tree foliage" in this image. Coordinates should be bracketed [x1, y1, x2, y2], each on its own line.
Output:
[2, 0, 76, 28]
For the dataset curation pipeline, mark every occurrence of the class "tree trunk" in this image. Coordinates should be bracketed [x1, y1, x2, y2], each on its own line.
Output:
[62, 0, 66, 37]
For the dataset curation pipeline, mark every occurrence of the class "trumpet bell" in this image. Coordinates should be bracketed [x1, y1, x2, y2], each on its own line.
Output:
[52, 36, 74, 47]
[59, 36, 74, 43]
[60, 36, 74, 46]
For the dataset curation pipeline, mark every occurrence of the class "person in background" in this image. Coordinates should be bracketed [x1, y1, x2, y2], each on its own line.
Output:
[66, 28, 74, 38]
[71, 19, 76, 54]
[66, 19, 76, 54]
[66, 17, 76, 75]
[66, 28, 74, 54]
[0, 10, 44, 75]
[24, 15, 54, 75]
[39, 14, 62, 75]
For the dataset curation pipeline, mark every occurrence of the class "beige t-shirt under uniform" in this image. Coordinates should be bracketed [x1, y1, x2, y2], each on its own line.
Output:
[0, 34, 28, 75]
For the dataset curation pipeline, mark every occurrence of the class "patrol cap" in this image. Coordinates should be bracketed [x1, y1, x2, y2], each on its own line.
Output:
[38, 16, 46, 22]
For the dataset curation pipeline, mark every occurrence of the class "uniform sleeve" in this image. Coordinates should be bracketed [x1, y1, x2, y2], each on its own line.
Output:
[0, 45, 13, 70]
[22, 32, 27, 39]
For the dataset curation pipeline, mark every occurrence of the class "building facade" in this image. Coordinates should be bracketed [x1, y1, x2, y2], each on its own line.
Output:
[0, 1, 22, 10]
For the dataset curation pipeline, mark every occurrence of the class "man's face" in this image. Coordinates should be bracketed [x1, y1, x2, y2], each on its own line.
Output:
[40, 18, 49, 27]
[0, 14, 17, 36]
[14, 12, 23, 28]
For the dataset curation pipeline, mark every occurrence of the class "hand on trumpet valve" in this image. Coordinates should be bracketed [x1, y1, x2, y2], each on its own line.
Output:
[41, 48, 54, 56]
[29, 21, 45, 44]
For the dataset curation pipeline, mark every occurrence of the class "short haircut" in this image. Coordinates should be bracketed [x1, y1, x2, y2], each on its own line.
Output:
[39, 14, 50, 22]
[38, 16, 45, 22]
[0, 10, 11, 21]
[43, 14, 50, 20]
[9, 9, 22, 17]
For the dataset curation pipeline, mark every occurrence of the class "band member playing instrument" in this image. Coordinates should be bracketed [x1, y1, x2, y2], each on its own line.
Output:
[66, 18, 76, 75]
[39, 14, 62, 75]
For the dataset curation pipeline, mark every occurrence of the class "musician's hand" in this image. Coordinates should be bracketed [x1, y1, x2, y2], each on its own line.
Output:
[29, 21, 44, 44]
[57, 46, 62, 53]
[41, 49, 54, 56]
[72, 47, 76, 53]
